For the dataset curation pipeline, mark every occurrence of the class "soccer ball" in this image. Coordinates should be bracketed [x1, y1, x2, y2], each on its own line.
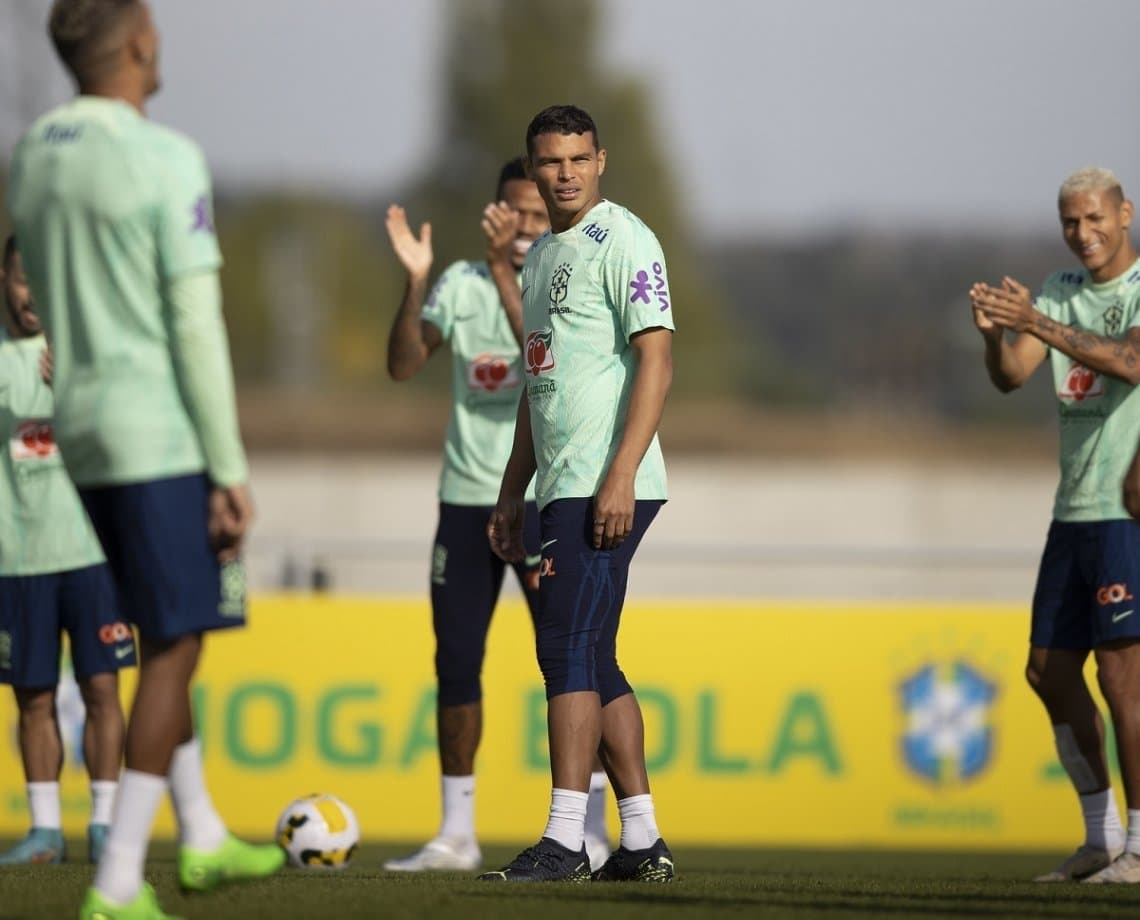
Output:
[275, 794, 360, 870]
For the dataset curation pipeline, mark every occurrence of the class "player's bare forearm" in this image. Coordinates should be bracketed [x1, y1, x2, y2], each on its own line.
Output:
[1030, 316, 1140, 385]
[386, 277, 433, 380]
[984, 334, 1028, 393]
[607, 329, 673, 482]
[488, 257, 525, 346]
[500, 390, 537, 499]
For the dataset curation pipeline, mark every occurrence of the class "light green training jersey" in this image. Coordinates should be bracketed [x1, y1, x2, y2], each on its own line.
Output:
[7, 96, 242, 487]
[519, 200, 674, 509]
[1036, 258, 1140, 521]
[0, 334, 105, 575]
[422, 260, 534, 505]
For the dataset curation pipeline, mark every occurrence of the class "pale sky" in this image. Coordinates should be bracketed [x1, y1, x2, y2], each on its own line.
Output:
[4, 0, 1140, 237]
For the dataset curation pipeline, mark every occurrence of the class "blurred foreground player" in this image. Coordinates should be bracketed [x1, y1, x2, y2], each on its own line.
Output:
[383, 159, 611, 871]
[971, 166, 1140, 884]
[0, 237, 132, 866]
[483, 105, 674, 883]
[8, 2, 284, 916]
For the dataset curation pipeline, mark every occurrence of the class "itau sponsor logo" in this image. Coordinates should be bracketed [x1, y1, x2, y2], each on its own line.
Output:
[1059, 362, 1103, 402]
[525, 329, 555, 376]
[468, 354, 520, 393]
[10, 419, 57, 461]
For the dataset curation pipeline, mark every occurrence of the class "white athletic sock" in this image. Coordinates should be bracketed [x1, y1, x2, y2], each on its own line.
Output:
[1080, 788, 1125, 851]
[585, 771, 609, 840]
[90, 781, 118, 826]
[618, 794, 660, 851]
[168, 738, 227, 850]
[1126, 808, 1140, 855]
[542, 788, 588, 851]
[438, 775, 476, 840]
[94, 770, 166, 905]
[27, 781, 61, 830]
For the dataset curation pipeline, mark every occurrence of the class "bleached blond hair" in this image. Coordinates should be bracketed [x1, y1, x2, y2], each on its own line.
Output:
[1058, 166, 1125, 205]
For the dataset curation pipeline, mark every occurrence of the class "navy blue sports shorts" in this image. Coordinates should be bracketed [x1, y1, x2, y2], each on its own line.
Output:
[1031, 519, 1140, 649]
[0, 563, 135, 687]
[535, 498, 662, 703]
[79, 473, 246, 643]
[431, 501, 540, 706]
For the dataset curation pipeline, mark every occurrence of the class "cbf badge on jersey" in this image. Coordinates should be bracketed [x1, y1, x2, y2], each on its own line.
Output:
[10, 419, 58, 462]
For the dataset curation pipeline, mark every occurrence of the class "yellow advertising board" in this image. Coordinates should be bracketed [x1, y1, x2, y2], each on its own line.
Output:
[0, 597, 1108, 848]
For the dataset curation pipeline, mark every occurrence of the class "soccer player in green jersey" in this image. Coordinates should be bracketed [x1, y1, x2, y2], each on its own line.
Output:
[383, 160, 612, 872]
[971, 166, 1140, 884]
[7, 3, 283, 916]
[483, 105, 675, 883]
[0, 236, 132, 867]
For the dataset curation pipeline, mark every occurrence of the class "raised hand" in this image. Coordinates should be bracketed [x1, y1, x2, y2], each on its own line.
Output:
[482, 201, 520, 265]
[385, 204, 433, 282]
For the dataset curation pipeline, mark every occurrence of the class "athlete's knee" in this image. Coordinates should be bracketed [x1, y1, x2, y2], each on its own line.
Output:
[1025, 650, 1084, 705]
[78, 672, 122, 716]
[14, 687, 55, 722]
[1094, 649, 1139, 710]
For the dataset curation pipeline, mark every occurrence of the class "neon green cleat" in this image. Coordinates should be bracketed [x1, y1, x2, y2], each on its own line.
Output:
[78, 883, 182, 920]
[178, 833, 286, 892]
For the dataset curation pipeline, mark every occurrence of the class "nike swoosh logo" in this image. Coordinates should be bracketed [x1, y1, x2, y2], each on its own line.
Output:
[541, 538, 558, 550]
[1113, 609, 1134, 623]
[522, 286, 531, 298]
[524, 554, 542, 567]
[114, 645, 134, 660]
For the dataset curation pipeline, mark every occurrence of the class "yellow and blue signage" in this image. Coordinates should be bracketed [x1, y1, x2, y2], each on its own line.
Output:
[0, 598, 1113, 848]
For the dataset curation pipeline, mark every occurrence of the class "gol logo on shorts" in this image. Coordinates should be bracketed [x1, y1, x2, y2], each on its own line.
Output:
[98, 622, 133, 644]
[1096, 583, 1133, 606]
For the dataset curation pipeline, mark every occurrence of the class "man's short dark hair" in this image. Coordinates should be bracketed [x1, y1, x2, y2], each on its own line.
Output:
[49, 0, 140, 88]
[3, 236, 16, 270]
[497, 156, 528, 200]
[525, 105, 600, 158]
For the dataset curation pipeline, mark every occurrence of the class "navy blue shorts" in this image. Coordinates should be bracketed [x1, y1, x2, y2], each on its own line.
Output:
[79, 473, 246, 643]
[431, 501, 540, 707]
[1031, 519, 1140, 649]
[536, 498, 662, 703]
[0, 563, 135, 687]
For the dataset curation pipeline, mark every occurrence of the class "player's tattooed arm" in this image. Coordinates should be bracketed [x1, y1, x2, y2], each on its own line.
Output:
[1031, 313, 1140, 385]
[483, 202, 525, 346]
[971, 275, 1140, 386]
[385, 204, 442, 380]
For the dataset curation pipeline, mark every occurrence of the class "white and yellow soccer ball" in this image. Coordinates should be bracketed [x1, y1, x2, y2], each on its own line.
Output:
[275, 794, 360, 870]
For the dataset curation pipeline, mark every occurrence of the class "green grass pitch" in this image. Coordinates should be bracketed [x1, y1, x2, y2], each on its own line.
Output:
[4, 841, 1140, 918]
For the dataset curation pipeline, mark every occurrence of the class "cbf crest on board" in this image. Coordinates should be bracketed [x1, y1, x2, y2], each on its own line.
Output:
[899, 661, 997, 785]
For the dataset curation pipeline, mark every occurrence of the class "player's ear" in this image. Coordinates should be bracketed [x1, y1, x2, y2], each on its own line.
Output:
[1121, 198, 1134, 231]
[596, 148, 607, 177]
[523, 157, 534, 180]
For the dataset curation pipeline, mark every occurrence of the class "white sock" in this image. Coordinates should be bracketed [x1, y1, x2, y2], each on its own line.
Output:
[585, 771, 608, 841]
[27, 781, 61, 830]
[90, 781, 118, 826]
[618, 793, 660, 851]
[1127, 808, 1140, 855]
[168, 738, 227, 850]
[542, 788, 588, 851]
[94, 770, 166, 905]
[438, 774, 476, 840]
[1080, 788, 1125, 850]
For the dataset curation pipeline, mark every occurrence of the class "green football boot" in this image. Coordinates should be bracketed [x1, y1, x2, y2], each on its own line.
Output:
[178, 833, 286, 892]
[78, 883, 182, 920]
